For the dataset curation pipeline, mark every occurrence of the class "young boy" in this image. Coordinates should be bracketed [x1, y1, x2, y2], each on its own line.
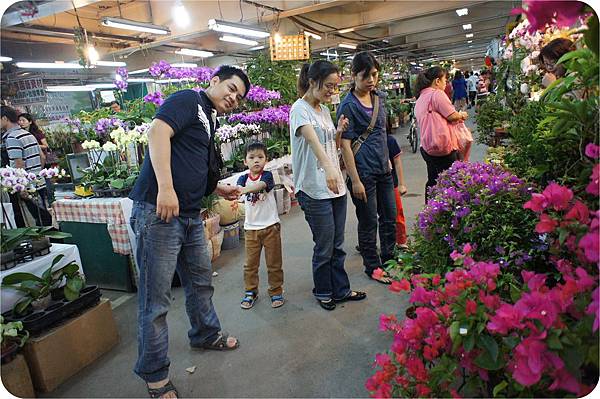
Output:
[386, 132, 408, 249]
[237, 141, 284, 309]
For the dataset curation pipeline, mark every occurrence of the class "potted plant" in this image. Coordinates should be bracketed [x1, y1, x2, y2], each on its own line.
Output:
[0, 316, 28, 364]
[1, 226, 72, 270]
[2, 254, 85, 316]
[201, 193, 221, 240]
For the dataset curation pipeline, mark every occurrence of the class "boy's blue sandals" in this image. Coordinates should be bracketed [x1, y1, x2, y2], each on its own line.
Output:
[271, 294, 285, 308]
[241, 291, 257, 309]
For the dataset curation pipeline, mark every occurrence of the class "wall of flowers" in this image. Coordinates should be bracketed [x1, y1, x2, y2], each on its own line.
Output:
[366, 1, 599, 398]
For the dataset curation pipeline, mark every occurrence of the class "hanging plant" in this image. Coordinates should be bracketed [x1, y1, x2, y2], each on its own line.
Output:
[73, 27, 87, 67]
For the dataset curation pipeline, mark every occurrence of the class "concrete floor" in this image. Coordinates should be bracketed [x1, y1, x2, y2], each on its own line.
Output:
[42, 110, 486, 398]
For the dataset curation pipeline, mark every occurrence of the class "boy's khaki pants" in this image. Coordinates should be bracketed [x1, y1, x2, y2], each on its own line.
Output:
[244, 223, 283, 296]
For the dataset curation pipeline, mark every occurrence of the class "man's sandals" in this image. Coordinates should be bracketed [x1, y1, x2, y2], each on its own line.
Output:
[190, 332, 239, 351]
[147, 380, 178, 398]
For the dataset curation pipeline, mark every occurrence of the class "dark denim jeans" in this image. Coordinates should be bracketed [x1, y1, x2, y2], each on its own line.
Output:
[347, 172, 397, 276]
[420, 148, 458, 202]
[296, 191, 351, 301]
[130, 201, 221, 383]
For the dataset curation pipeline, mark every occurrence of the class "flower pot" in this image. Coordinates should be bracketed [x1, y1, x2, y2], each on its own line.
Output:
[203, 213, 221, 239]
[1, 342, 19, 365]
[31, 295, 51, 312]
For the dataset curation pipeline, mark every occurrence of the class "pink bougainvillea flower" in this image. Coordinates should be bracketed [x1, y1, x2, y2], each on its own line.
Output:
[510, 336, 548, 386]
[389, 279, 411, 293]
[515, 291, 559, 328]
[406, 356, 428, 382]
[450, 250, 462, 261]
[465, 299, 478, 316]
[462, 243, 473, 254]
[574, 267, 595, 292]
[415, 384, 432, 397]
[378, 314, 397, 332]
[542, 182, 573, 211]
[521, 270, 547, 292]
[585, 143, 600, 159]
[374, 353, 391, 367]
[487, 304, 524, 334]
[409, 286, 436, 304]
[587, 164, 600, 196]
[549, 367, 581, 394]
[564, 200, 590, 224]
[586, 287, 599, 332]
[524, 193, 548, 212]
[535, 213, 558, 233]
[512, 0, 585, 33]
[578, 230, 599, 263]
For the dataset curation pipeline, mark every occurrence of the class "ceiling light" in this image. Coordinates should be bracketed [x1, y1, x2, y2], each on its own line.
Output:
[338, 43, 357, 49]
[101, 17, 170, 35]
[0, 56, 13, 62]
[171, 63, 198, 68]
[338, 27, 355, 34]
[129, 68, 149, 75]
[466, 33, 474, 38]
[274, 32, 282, 43]
[410, 62, 416, 65]
[46, 85, 94, 92]
[249, 45, 266, 51]
[467, 40, 473, 43]
[155, 78, 188, 83]
[172, 4, 190, 28]
[208, 19, 269, 38]
[175, 48, 214, 57]
[456, 8, 469, 16]
[219, 35, 258, 46]
[92, 60, 127, 67]
[319, 51, 338, 58]
[128, 78, 155, 82]
[304, 31, 322, 40]
[382, 39, 389, 43]
[16, 61, 84, 69]
[86, 45, 99, 64]
[86, 83, 116, 89]
[462, 24, 472, 30]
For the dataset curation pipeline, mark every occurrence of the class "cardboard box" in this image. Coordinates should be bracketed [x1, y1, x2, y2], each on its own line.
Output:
[23, 299, 119, 393]
[1, 353, 35, 398]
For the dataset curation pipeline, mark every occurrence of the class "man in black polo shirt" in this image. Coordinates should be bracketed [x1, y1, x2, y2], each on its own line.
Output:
[129, 66, 250, 398]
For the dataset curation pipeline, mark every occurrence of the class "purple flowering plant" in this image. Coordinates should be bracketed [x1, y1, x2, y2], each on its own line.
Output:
[114, 67, 128, 91]
[414, 162, 543, 274]
[94, 117, 127, 139]
[228, 105, 290, 125]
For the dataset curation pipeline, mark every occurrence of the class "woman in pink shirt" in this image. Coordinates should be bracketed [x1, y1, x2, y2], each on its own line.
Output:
[414, 67, 468, 201]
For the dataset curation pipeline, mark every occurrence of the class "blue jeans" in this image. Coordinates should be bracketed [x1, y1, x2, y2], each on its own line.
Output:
[130, 201, 221, 383]
[347, 172, 397, 275]
[296, 191, 351, 301]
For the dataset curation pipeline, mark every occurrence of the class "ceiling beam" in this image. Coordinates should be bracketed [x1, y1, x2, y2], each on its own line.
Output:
[1, 0, 103, 27]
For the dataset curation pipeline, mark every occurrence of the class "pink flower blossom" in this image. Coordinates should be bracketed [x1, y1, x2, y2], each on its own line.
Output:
[521, 271, 547, 292]
[465, 299, 477, 316]
[512, 1, 585, 33]
[565, 200, 590, 224]
[487, 304, 524, 334]
[535, 213, 558, 233]
[509, 335, 548, 386]
[585, 143, 600, 159]
[586, 164, 599, 196]
[542, 182, 573, 211]
[409, 286, 436, 305]
[549, 367, 581, 394]
[586, 287, 599, 332]
[389, 279, 411, 293]
[524, 193, 548, 212]
[372, 268, 384, 280]
[515, 291, 559, 328]
[462, 243, 473, 254]
[578, 230, 599, 263]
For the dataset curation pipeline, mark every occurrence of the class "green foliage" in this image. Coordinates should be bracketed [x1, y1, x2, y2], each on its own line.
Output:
[474, 94, 511, 145]
[117, 98, 156, 125]
[2, 254, 85, 315]
[200, 193, 219, 215]
[1, 226, 72, 253]
[245, 53, 303, 104]
[0, 316, 28, 348]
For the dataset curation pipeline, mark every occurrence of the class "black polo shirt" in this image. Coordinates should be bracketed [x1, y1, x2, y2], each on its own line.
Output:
[129, 90, 218, 217]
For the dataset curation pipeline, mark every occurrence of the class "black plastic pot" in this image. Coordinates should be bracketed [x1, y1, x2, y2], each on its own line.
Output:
[93, 187, 131, 198]
[1, 238, 52, 271]
[0, 342, 19, 364]
[3, 285, 102, 336]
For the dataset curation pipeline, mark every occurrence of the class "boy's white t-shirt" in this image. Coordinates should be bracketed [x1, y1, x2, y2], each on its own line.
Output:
[237, 170, 280, 230]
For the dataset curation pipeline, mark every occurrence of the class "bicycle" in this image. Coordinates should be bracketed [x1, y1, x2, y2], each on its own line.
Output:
[406, 100, 419, 153]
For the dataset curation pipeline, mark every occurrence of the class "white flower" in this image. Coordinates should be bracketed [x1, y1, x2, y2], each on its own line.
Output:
[520, 83, 530, 94]
[102, 142, 118, 152]
[82, 140, 100, 150]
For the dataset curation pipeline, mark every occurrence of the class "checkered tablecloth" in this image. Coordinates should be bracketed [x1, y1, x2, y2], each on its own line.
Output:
[52, 198, 132, 255]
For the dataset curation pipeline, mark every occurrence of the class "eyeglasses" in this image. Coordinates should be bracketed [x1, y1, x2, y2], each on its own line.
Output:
[323, 83, 338, 92]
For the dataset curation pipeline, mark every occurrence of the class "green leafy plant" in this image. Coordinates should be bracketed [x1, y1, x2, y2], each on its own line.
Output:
[474, 94, 511, 145]
[0, 227, 72, 253]
[0, 316, 28, 349]
[245, 53, 303, 104]
[2, 254, 85, 315]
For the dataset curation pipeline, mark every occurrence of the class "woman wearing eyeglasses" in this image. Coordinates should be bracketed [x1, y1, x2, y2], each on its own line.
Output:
[338, 51, 397, 285]
[290, 60, 367, 310]
[538, 38, 575, 88]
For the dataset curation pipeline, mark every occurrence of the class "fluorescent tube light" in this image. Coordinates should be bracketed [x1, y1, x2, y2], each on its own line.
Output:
[16, 61, 84, 69]
[456, 8, 469, 16]
[101, 17, 170, 35]
[338, 43, 357, 49]
[155, 78, 190, 83]
[172, 4, 190, 28]
[304, 31, 322, 40]
[171, 63, 198, 68]
[419, 63, 424, 66]
[175, 48, 214, 58]
[466, 33, 474, 38]
[219, 35, 258, 46]
[129, 68, 149, 75]
[46, 85, 94, 92]
[86, 45, 99, 64]
[92, 60, 127, 67]
[208, 19, 269, 38]
[0, 56, 12, 62]
[320, 51, 338, 58]
[462, 24, 472, 30]
[249, 45, 266, 51]
[410, 62, 416, 65]
[338, 27, 355, 34]
[467, 40, 473, 43]
[86, 83, 117, 89]
[128, 78, 155, 82]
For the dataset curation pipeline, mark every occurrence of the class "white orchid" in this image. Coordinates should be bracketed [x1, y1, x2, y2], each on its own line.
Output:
[82, 140, 101, 150]
[102, 142, 118, 152]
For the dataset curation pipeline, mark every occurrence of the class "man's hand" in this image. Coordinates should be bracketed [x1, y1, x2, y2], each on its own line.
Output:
[352, 179, 367, 202]
[216, 183, 241, 200]
[156, 187, 179, 222]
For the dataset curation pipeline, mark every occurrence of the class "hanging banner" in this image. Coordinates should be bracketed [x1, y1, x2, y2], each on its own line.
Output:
[9, 75, 46, 105]
[270, 34, 310, 61]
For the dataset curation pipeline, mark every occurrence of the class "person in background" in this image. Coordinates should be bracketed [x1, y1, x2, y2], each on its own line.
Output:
[539, 38, 575, 88]
[467, 71, 479, 109]
[18, 113, 49, 167]
[110, 101, 122, 113]
[1, 106, 51, 226]
[444, 73, 453, 101]
[128, 66, 250, 399]
[338, 51, 397, 285]
[414, 67, 468, 202]
[237, 141, 284, 310]
[386, 130, 408, 249]
[452, 70, 468, 111]
[290, 60, 366, 310]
